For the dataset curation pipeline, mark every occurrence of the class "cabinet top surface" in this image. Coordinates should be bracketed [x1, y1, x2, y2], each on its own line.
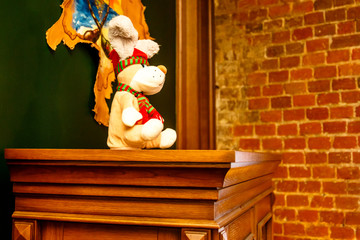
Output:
[5, 148, 280, 164]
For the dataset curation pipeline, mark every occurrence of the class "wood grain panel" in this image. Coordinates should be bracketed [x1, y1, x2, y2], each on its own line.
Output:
[15, 196, 214, 220]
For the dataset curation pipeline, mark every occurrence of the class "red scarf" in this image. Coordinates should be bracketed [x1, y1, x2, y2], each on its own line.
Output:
[118, 83, 163, 125]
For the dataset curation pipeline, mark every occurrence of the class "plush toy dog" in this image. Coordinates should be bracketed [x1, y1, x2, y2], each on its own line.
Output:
[107, 15, 177, 149]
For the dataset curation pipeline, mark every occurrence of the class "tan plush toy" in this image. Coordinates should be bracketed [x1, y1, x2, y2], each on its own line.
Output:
[107, 15, 177, 150]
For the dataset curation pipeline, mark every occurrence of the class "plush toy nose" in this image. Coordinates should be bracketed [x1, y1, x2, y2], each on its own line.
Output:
[157, 65, 167, 74]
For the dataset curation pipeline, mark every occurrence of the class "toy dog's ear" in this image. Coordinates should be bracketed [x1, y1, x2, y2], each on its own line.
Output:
[135, 39, 160, 59]
[108, 15, 138, 60]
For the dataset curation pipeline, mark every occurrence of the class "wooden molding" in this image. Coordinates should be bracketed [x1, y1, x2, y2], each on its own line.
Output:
[176, 0, 215, 150]
[13, 220, 38, 240]
[182, 229, 211, 240]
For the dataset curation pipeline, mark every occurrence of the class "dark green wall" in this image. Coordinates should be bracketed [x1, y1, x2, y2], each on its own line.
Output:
[0, 0, 175, 238]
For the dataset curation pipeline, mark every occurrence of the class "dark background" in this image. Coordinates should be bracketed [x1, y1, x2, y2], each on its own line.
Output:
[0, 0, 175, 238]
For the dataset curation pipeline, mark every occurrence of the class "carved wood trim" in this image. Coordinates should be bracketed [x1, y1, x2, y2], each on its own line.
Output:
[12, 220, 38, 240]
[176, 0, 215, 150]
[181, 229, 211, 240]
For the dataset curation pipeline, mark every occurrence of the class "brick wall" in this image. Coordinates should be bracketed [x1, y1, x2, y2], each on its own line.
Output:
[214, 0, 360, 239]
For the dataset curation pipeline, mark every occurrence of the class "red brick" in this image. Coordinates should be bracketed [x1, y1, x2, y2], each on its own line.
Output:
[262, 138, 282, 150]
[289, 166, 311, 178]
[306, 38, 329, 52]
[287, 195, 309, 207]
[252, 34, 272, 46]
[327, 49, 350, 63]
[345, 212, 360, 225]
[329, 152, 351, 163]
[311, 196, 333, 208]
[348, 121, 360, 133]
[278, 123, 297, 136]
[272, 31, 290, 43]
[273, 222, 282, 234]
[262, 84, 283, 96]
[330, 106, 353, 118]
[325, 8, 346, 22]
[266, 45, 284, 57]
[330, 226, 355, 239]
[269, 70, 289, 82]
[323, 181, 347, 194]
[333, 78, 356, 89]
[306, 152, 327, 164]
[274, 166, 288, 178]
[273, 193, 286, 206]
[303, 52, 325, 66]
[315, 24, 336, 36]
[284, 82, 306, 95]
[308, 137, 331, 149]
[323, 121, 346, 133]
[274, 208, 296, 221]
[284, 109, 305, 121]
[284, 138, 306, 149]
[341, 91, 360, 103]
[249, 98, 269, 110]
[348, 182, 360, 194]
[262, 59, 278, 70]
[285, 16, 303, 28]
[290, 68, 312, 80]
[300, 122, 321, 135]
[264, 19, 282, 31]
[271, 96, 291, 108]
[249, 9, 267, 21]
[293, 94, 316, 107]
[269, 4, 291, 18]
[335, 197, 359, 209]
[314, 66, 337, 79]
[313, 166, 335, 178]
[306, 107, 329, 120]
[317, 93, 340, 105]
[333, 136, 357, 148]
[331, 34, 360, 49]
[320, 211, 345, 224]
[284, 223, 305, 236]
[314, 0, 333, 10]
[334, 0, 354, 6]
[305, 12, 324, 25]
[276, 180, 298, 192]
[347, 6, 360, 19]
[247, 72, 267, 85]
[354, 152, 360, 163]
[337, 63, 360, 76]
[245, 86, 261, 97]
[237, 0, 257, 9]
[239, 138, 260, 150]
[352, 48, 360, 59]
[255, 124, 276, 135]
[337, 167, 360, 179]
[286, 42, 304, 55]
[260, 110, 282, 122]
[282, 152, 304, 164]
[299, 181, 321, 193]
[258, 0, 278, 5]
[292, 27, 313, 40]
[280, 56, 300, 68]
[308, 80, 330, 92]
[338, 21, 356, 34]
[233, 125, 253, 136]
[293, 1, 313, 14]
[306, 226, 329, 237]
[357, 105, 360, 117]
[232, 12, 249, 22]
[298, 210, 319, 222]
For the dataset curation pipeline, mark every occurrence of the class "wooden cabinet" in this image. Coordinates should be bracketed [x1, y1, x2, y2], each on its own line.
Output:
[6, 149, 280, 240]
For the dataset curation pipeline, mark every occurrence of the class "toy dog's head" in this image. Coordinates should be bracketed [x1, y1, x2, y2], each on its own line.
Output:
[108, 15, 166, 95]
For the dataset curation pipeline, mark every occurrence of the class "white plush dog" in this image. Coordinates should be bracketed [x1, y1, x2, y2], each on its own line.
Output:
[107, 15, 176, 149]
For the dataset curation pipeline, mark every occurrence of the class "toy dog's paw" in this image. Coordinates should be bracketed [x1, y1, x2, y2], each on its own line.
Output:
[122, 107, 142, 127]
[160, 128, 177, 149]
[141, 119, 163, 140]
